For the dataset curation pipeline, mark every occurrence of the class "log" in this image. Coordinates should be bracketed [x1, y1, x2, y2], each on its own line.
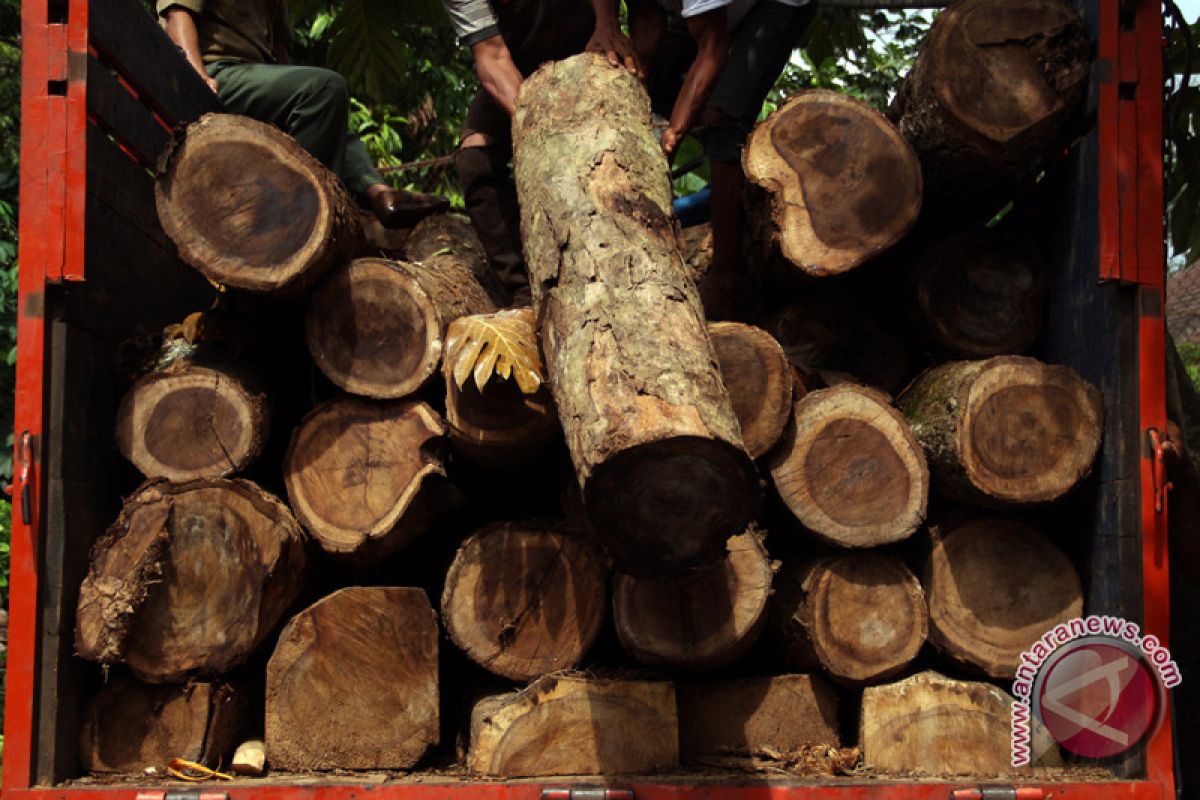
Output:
[913, 230, 1045, 357]
[442, 308, 560, 466]
[115, 349, 268, 481]
[266, 587, 439, 771]
[468, 675, 678, 777]
[75, 478, 307, 683]
[513, 53, 759, 575]
[79, 677, 249, 773]
[156, 113, 363, 293]
[677, 674, 840, 762]
[772, 553, 927, 686]
[231, 739, 267, 776]
[305, 257, 496, 399]
[612, 531, 774, 671]
[743, 90, 922, 277]
[892, 0, 1089, 215]
[764, 293, 910, 393]
[925, 516, 1083, 678]
[860, 671, 1021, 775]
[283, 396, 455, 561]
[898, 355, 1103, 506]
[441, 521, 608, 681]
[405, 212, 506, 306]
[769, 385, 928, 547]
[709, 322, 795, 459]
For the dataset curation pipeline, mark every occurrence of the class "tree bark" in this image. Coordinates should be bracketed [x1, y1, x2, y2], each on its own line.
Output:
[612, 531, 774, 671]
[924, 516, 1083, 678]
[770, 385, 928, 547]
[468, 675, 678, 777]
[772, 553, 928, 686]
[912, 230, 1045, 357]
[892, 0, 1089, 217]
[266, 587, 439, 771]
[709, 322, 795, 459]
[677, 675, 840, 762]
[743, 90, 922, 277]
[513, 53, 758, 575]
[763, 291, 910, 393]
[79, 677, 249, 773]
[898, 355, 1103, 506]
[860, 671, 1031, 775]
[156, 113, 363, 293]
[405, 212, 507, 306]
[441, 521, 608, 681]
[115, 348, 268, 481]
[283, 396, 456, 561]
[75, 478, 307, 683]
[305, 257, 496, 399]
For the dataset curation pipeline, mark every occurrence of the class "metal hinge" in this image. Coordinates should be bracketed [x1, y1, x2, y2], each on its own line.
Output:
[542, 789, 635, 800]
[950, 788, 1048, 800]
[136, 791, 230, 800]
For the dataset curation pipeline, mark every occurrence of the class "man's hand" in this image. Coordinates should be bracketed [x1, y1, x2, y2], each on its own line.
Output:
[204, 75, 220, 94]
[661, 125, 684, 158]
[586, 20, 644, 78]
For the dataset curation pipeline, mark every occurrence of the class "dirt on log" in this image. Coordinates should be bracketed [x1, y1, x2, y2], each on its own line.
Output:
[75, 478, 307, 683]
[441, 521, 608, 681]
[743, 90, 922, 277]
[156, 113, 363, 293]
[266, 587, 439, 771]
[898, 355, 1103, 506]
[513, 53, 758, 576]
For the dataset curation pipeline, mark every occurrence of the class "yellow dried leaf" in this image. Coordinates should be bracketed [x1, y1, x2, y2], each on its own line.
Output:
[444, 308, 545, 395]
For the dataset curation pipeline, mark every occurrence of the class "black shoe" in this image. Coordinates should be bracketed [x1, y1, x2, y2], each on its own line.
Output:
[371, 189, 450, 229]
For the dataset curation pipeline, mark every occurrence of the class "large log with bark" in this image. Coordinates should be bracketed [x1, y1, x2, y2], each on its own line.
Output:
[709, 322, 795, 459]
[743, 90, 922, 277]
[898, 355, 1103, 506]
[861, 671, 1033, 775]
[513, 53, 759, 575]
[115, 343, 268, 481]
[925, 516, 1083, 678]
[75, 478, 306, 683]
[283, 396, 455, 561]
[612, 531, 774, 671]
[156, 113, 363, 293]
[677, 675, 840, 762]
[773, 553, 927, 686]
[441, 521, 607, 681]
[468, 675, 678, 777]
[79, 677, 250, 773]
[770, 386, 928, 547]
[266, 587, 439, 771]
[892, 0, 1090, 214]
[305, 257, 495, 399]
[912, 230, 1045, 358]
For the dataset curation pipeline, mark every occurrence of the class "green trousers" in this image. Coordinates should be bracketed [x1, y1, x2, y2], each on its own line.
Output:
[207, 61, 384, 198]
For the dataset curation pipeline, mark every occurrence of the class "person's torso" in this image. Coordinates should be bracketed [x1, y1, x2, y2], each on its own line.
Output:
[491, 0, 596, 75]
[197, 0, 283, 64]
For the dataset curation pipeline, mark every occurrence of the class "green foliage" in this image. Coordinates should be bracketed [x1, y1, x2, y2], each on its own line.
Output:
[1166, 14, 1200, 267]
[0, 2, 18, 482]
[1179, 341, 1200, 389]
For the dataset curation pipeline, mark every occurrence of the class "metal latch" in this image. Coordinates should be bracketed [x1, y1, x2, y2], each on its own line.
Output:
[1149, 427, 1175, 514]
[16, 430, 32, 525]
[136, 791, 230, 800]
[543, 789, 635, 800]
[950, 787, 1049, 800]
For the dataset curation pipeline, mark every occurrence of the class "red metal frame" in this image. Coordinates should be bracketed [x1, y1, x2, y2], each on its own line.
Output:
[2, 0, 1175, 797]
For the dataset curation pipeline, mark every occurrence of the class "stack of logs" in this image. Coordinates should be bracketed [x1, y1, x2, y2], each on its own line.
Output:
[78, 0, 1099, 781]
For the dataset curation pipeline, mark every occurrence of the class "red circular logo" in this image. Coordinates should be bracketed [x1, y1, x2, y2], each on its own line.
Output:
[1035, 640, 1161, 759]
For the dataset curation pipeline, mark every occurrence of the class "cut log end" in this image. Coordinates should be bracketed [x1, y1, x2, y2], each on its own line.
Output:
[284, 397, 451, 560]
[770, 386, 928, 547]
[710, 322, 795, 459]
[744, 90, 922, 276]
[441, 521, 607, 681]
[266, 587, 439, 771]
[115, 364, 268, 481]
[925, 516, 1083, 678]
[613, 532, 774, 671]
[586, 437, 760, 575]
[156, 113, 362, 293]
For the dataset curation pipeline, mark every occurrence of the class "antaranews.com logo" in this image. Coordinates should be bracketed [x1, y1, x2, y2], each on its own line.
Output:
[1011, 616, 1181, 766]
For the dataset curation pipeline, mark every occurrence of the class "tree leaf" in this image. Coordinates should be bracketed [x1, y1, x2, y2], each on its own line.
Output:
[444, 308, 545, 395]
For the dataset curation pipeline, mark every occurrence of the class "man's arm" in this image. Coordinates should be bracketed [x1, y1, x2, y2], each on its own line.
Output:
[470, 35, 524, 117]
[586, 0, 644, 77]
[662, 8, 728, 157]
[162, 7, 220, 94]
